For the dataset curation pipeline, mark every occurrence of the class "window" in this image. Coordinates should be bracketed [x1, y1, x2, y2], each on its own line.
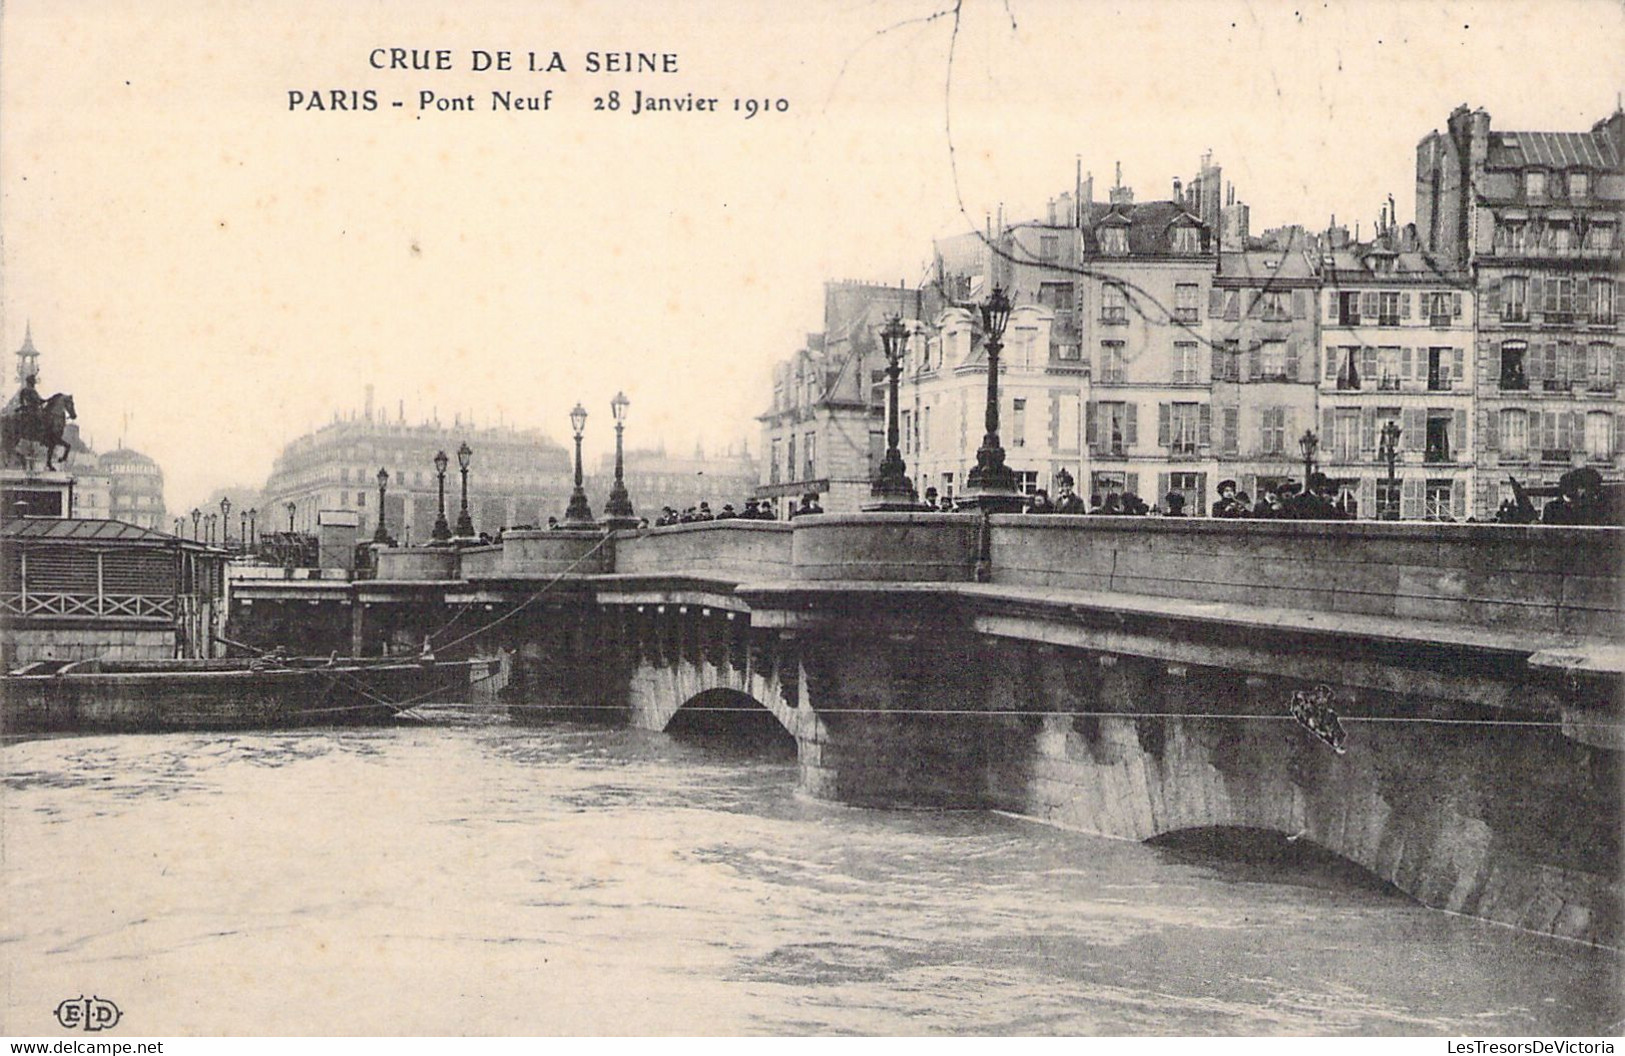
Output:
[1174, 342, 1200, 384]
[1038, 281, 1075, 321]
[1500, 341, 1528, 390]
[1337, 346, 1362, 390]
[1171, 226, 1200, 254]
[1499, 222, 1527, 254]
[1425, 480, 1454, 521]
[1376, 480, 1401, 520]
[1040, 234, 1060, 262]
[1376, 346, 1402, 389]
[1099, 227, 1128, 254]
[1098, 401, 1130, 455]
[1379, 291, 1401, 326]
[1261, 407, 1286, 455]
[1167, 472, 1206, 514]
[1526, 170, 1547, 199]
[1167, 403, 1201, 455]
[786, 435, 796, 480]
[921, 407, 931, 451]
[1260, 340, 1286, 379]
[1223, 289, 1242, 321]
[1099, 341, 1125, 384]
[1586, 343, 1615, 391]
[1591, 280, 1615, 324]
[1586, 412, 1613, 461]
[1175, 283, 1200, 323]
[1221, 407, 1239, 453]
[900, 410, 911, 454]
[1427, 347, 1458, 391]
[1426, 292, 1456, 326]
[1101, 283, 1127, 323]
[1332, 409, 1360, 461]
[1540, 342, 1573, 391]
[805, 432, 817, 479]
[1502, 276, 1528, 322]
[1546, 223, 1573, 253]
[1425, 411, 1453, 463]
[1586, 223, 1616, 252]
[1501, 409, 1529, 459]
[1214, 339, 1240, 381]
[1011, 398, 1026, 447]
[1260, 291, 1290, 321]
[1544, 276, 1575, 319]
[356, 491, 366, 507]
[1337, 291, 1361, 325]
[1570, 171, 1589, 200]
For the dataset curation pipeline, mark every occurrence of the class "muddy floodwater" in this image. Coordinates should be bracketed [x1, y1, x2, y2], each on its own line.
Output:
[2, 720, 1618, 1035]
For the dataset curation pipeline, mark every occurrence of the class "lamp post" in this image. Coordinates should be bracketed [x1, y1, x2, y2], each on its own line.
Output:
[431, 450, 452, 542]
[1378, 420, 1402, 520]
[865, 314, 921, 510]
[248, 508, 257, 547]
[191, 507, 201, 541]
[564, 402, 595, 526]
[220, 496, 232, 548]
[961, 286, 1023, 511]
[1299, 429, 1320, 488]
[239, 511, 247, 545]
[374, 467, 391, 544]
[603, 391, 638, 529]
[454, 443, 475, 538]
[285, 501, 296, 533]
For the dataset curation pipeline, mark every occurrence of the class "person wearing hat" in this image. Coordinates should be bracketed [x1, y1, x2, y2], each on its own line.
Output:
[1543, 467, 1607, 525]
[1163, 491, 1187, 517]
[1054, 470, 1086, 514]
[1212, 479, 1246, 518]
[1027, 489, 1054, 514]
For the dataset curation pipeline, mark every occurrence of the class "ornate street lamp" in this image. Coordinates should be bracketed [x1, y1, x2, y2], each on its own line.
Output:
[239, 510, 247, 545]
[865, 314, 921, 510]
[1378, 420, 1403, 520]
[248, 507, 257, 545]
[603, 391, 638, 529]
[220, 496, 232, 547]
[1299, 429, 1320, 489]
[191, 507, 201, 540]
[285, 501, 296, 533]
[564, 402, 595, 526]
[454, 443, 476, 538]
[431, 449, 452, 542]
[961, 286, 1023, 511]
[374, 467, 391, 543]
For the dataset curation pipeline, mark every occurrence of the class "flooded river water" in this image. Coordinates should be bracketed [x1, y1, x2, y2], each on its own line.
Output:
[2, 720, 1618, 1035]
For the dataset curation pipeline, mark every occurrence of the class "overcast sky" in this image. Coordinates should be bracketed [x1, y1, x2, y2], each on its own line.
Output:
[3, 0, 1621, 511]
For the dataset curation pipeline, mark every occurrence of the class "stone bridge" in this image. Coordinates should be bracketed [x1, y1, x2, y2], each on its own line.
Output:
[229, 514, 1624, 946]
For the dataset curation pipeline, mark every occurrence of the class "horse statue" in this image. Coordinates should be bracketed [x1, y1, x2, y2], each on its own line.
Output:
[2, 392, 76, 471]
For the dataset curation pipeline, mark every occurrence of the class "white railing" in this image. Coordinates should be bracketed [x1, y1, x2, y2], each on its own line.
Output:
[0, 592, 177, 619]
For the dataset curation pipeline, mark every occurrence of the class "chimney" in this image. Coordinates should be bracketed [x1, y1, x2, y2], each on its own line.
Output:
[1172, 177, 1183, 204]
[364, 384, 374, 421]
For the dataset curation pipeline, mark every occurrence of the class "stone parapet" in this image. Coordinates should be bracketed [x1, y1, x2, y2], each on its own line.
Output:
[790, 512, 980, 581]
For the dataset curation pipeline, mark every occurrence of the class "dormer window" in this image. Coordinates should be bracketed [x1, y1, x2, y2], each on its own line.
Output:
[1569, 171, 1589, 200]
[1171, 226, 1200, 254]
[1099, 227, 1128, 255]
[1525, 170, 1547, 200]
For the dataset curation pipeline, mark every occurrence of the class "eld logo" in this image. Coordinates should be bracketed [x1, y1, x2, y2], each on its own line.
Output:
[54, 996, 122, 1032]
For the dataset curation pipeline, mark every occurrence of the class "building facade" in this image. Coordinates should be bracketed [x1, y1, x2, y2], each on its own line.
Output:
[261, 401, 573, 541]
[1417, 105, 1625, 517]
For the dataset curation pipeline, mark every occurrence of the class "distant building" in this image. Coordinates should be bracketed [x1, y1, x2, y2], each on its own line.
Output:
[261, 394, 573, 541]
[1417, 104, 1624, 517]
[98, 445, 168, 529]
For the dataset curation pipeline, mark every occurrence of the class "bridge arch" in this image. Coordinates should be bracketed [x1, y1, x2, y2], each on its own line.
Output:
[622, 647, 805, 742]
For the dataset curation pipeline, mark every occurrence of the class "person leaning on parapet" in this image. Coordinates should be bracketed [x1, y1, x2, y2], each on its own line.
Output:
[1163, 492, 1187, 517]
[1053, 470, 1087, 514]
[1293, 473, 1347, 520]
[1542, 467, 1609, 526]
[1026, 489, 1054, 514]
[1212, 479, 1248, 518]
[791, 492, 823, 518]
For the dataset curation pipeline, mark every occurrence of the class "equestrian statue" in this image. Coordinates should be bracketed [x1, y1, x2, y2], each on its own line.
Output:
[2, 373, 76, 471]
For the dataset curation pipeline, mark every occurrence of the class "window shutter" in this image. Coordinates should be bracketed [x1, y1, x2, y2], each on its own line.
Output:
[1615, 347, 1625, 387]
[1085, 400, 1098, 449]
[1285, 339, 1300, 380]
[1246, 342, 1260, 382]
[1531, 411, 1546, 453]
[1452, 292, 1463, 318]
[1527, 345, 1545, 382]
[1125, 403, 1138, 446]
[1242, 474, 1257, 502]
[1324, 346, 1338, 380]
[1157, 473, 1170, 505]
[1616, 413, 1625, 456]
[1557, 411, 1572, 452]
[1452, 348, 1465, 383]
[1401, 347, 1413, 380]
[1157, 403, 1171, 447]
[1360, 477, 1376, 519]
[1404, 408, 1425, 451]
[1361, 409, 1377, 453]
[1210, 288, 1225, 315]
[1198, 404, 1212, 447]
[1490, 340, 1502, 383]
[1048, 394, 1062, 450]
[1486, 279, 1501, 317]
[1483, 409, 1499, 451]
[1222, 407, 1239, 453]
[1292, 290, 1306, 319]
[1454, 409, 1468, 457]
[1401, 478, 1423, 520]
[1362, 291, 1379, 319]
[1321, 408, 1335, 448]
[1362, 346, 1378, 384]
[1401, 292, 1412, 319]
[1452, 480, 1467, 520]
[1125, 472, 1139, 499]
[1327, 291, 1337, 318]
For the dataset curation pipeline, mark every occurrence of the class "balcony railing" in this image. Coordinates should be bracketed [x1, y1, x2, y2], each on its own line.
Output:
[0, 592, 177, 620]
[1499, 376, 1529, 391]
[1541, 449, 1572, 463]
[1543, 379, 1573, 392]
[1427, 377, 1455, 392]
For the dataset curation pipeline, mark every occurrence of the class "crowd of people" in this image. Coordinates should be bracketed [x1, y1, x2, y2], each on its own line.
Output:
[992, 469, 1352, 520]
[1492, 467, 1618, 526]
